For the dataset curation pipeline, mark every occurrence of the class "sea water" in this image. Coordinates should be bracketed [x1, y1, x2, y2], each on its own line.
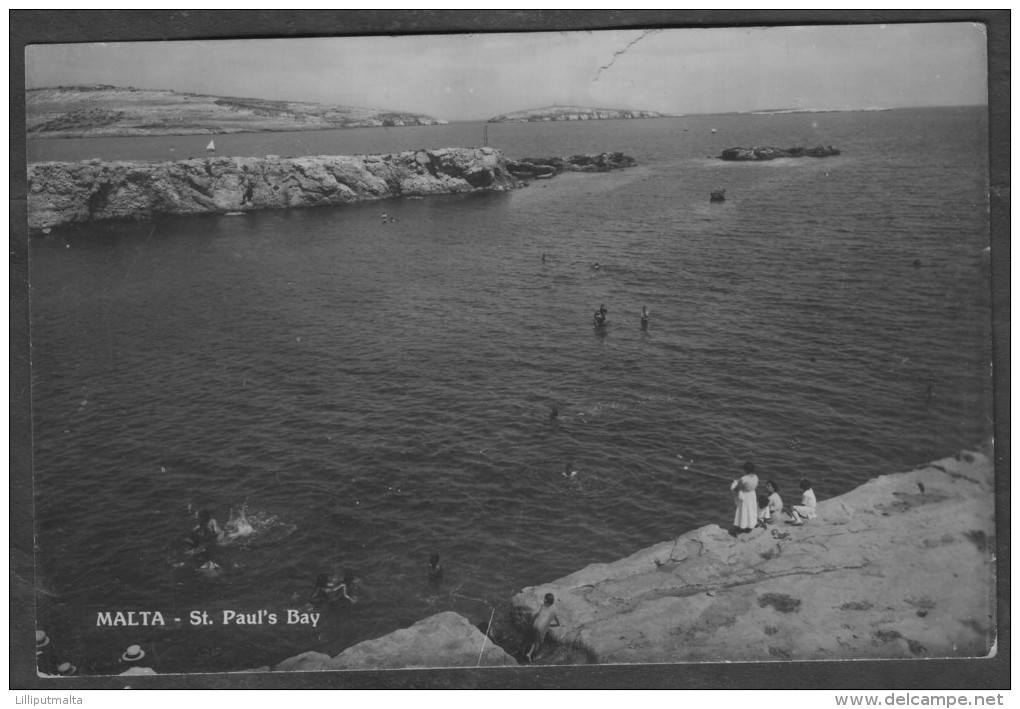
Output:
[27, 107, 992, 673]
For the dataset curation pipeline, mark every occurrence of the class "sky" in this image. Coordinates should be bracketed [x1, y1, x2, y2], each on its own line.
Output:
[25, 23, 988, 120]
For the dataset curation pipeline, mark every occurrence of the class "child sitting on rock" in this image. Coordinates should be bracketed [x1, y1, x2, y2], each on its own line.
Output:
[788, 479, 817, 525]
[758, 480, 783, 526]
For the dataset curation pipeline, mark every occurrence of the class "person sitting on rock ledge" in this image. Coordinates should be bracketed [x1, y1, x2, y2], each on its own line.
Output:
[788, 479, 817, 525]
[757, 480, 783, 527]
[526, 593, 561, 662]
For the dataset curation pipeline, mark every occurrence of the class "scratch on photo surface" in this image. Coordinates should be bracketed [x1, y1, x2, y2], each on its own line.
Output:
[595, 30, 660, 81]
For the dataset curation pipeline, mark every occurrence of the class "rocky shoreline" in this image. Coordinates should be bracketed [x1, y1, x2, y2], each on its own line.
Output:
[27, 148, 639, 231]
[26, 148, 516, 231]
[260, 443, 994, 672]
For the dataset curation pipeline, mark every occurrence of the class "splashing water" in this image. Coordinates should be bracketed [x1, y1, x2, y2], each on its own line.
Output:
[222, 504, 297, 547]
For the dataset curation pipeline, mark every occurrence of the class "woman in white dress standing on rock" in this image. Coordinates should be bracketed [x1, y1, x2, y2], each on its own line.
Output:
[730, 462, 759, 533]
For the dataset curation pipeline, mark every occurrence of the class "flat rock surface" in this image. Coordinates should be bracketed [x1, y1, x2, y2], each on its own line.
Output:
[272, 611, 516, 672]
[513, 444, 995, 664]
[326, 611, 516, 670]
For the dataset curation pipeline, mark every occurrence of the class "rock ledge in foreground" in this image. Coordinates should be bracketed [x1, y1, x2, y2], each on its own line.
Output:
[272, 611, 516, 672]
[513, 444, 995, 664]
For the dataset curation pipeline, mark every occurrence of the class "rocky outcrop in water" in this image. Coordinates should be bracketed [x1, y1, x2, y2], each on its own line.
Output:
[273, 611, 516, 671]
[27, 148, 517, 230]
[506, 152, 636, 179]
[719, 145, 841, 160]
[512, 444, 994, 664]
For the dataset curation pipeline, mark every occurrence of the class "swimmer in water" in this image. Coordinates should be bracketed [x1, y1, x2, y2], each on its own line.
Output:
[427, 553, 443, 583]
[192, 508, 251, 548]
[549, 406, 559, 421]
[308, 573, 333, 605]
[192, 510, 223, 546]
[331, 570, 358, 604]
[640, 306, 649, 330]
[562, 461, 577, 479]
[310, 570, 357, 605]
[195, 551, 222, 577]
[593, 262, 600, 271]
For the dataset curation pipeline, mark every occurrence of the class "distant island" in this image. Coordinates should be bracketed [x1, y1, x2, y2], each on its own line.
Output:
[747, 107, 891, 115]
[26, 85, 447, 139]
[488, 105, 670, 123]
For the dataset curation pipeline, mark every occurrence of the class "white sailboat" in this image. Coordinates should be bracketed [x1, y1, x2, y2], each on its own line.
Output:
[206, 139, 216, 152]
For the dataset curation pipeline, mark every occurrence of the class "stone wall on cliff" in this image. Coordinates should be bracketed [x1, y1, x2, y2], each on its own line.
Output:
[27, 147, 517, 230]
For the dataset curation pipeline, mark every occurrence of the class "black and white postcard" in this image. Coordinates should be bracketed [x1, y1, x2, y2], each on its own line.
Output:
[11, 10, 1008, 692]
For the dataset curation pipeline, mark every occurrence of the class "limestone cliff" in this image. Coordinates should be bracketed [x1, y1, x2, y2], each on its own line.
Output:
[513, 444, 995, 664]
[27, 148, 516, 230]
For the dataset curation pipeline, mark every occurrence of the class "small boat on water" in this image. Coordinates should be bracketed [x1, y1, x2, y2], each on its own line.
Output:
[710, 189, 726, 202]
[710, 128, 718, 134]
[206, 139, 216, 152]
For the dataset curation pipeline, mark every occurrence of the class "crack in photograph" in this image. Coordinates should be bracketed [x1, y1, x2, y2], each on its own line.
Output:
[16, 15, 1002, 687]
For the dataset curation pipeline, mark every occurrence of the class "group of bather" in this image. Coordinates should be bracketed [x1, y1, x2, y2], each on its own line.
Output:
[592, 302, 650, 330]
[730, 462, 818, 534]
